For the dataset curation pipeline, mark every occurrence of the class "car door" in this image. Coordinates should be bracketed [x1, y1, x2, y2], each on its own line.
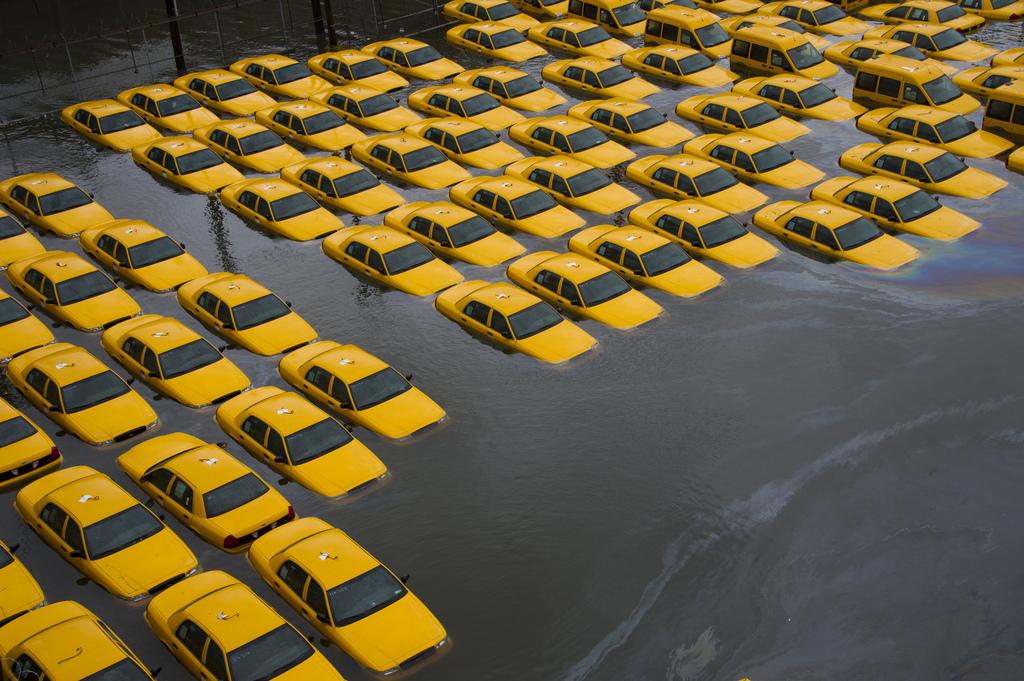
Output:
[344, 239, 370, 270]
[461, 299, 493, 333]
[194, 290, 224, 329]
[118, 336, 149, 378]
[812, 223, 840, 254]
[594, 240, 625, 272]
[650, 166, 679, 192]
[172, 619, 221, 681]
[781, 213, 815, 246]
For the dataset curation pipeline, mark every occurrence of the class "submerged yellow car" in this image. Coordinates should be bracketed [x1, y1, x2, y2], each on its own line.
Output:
[449, 175, 587, 236]
[810, 175, 980, 239]
[508, 116, 635, 167]
[953, 65, 1024, 98]
[216, 386, 387, 498]
[454, 67, 567, 111]
[1007, 146, 1024, 173]
[444, 0, 541, 31]
[628, 198, 779, 267]
[0, 208, 44, 267]
[693, 0, 763, 13]
[221, 178, 343, 240]
[0, 291, 53, 364]
[101, 315, 251, 408]
[543, 58, 660, 100]
[0, 538, 46, 621]
[131, 137, 245, 193]
[824, 38, 957, 75]
[567, 99, 693, 147]
[507, 251, 663, 328]
[620, 46, 739, 87]
[145, 570, 345, 681]
[510, 0, 571, 18]
[644, 7, 735, 59]
[408, 84, 525, 130]
[119, 433, 294, 552]
[248, 517, 449, 674]
[7, 251, 140, 332]
[311, 84, 423, 132]
[351, 134, 472, 189]
[385, 201, 526, 265]
[959, 0, 1024, 20]
[15, 466, 197, 599]
[719, 13, 830, 49]
[229, 53, 331, 98]
[448, 21, 549, 61]
[992, 47, 1024, 66]
[0, 172, 112, 238]
[758, 0, 871, 35]
[0, 398, 60, 492]
[676, 93, 811, 142]
[753, 199, 920, 269]
[568, 225, 723, 296]
[279, 340, 446, 439]
[172, 68, 277, 116]
[859, 0, 985, 33]
[280, 157, 404, 216]
[116, 83, 219, 133]
[361, 38, 465, 80]
[506, 155, 640, 213]
[625, 154, 769, 213]
[856, 105, 1014, 158]
[683, 132, 825, 189]
[527, 19, 631, 58]
[178, 272, 318, 355]
[405, 117, 524, 169]
[308, 49, 410, 91]
[255, 100, 367, 151]
[731, 75, 867, 120]
[79, 219, 208, 292]
[839, 141, 1007, 198]
[435, 280, 596, 362]
[60, 98, 161, 152]
[323, 225, 464, 295]
[863, 23, 996, 61]
[193, 119, 305, 173]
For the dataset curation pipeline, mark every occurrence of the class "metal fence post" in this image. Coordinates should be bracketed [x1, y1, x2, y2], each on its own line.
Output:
[166, 0, 187, 73]
[310, 0, 327, 50]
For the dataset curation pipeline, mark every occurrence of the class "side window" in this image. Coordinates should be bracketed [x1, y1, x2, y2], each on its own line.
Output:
[904, 83, 924, 104]
[591, 108, 612, 126]
[97, 234, 118, 256]
[551, 175, 570, 196]
[874, 154, 904, 173]
[676, 173, 697, 196]
[913, 34, 934, 51]
[238, 191, 259, 210]
[463, 300, 491, 324]
[215, 301, 234, 328]
[40, 503, 68, 535]
[305, 579, 330, 620]
[770, 49, 789, 70]
[724, 108, 744, 127]
[535, 270, 561, 292]
[225, 136, 242, 155]
[654, 214, 682, 237]
[531, 126, 554, 145]
[732, 39, 751, 58]
[622, 249, 643, 275]
[563, 66, 584, 82]
[122, 336, 145, 362]
[780, 5, 798, 17]
[855, 71, 878, 92]
[146, 467, 175, 492]
[652, 167, 676, 185]
[209, 129, 228, 146]
[874, 197, 897, 221]
[142, 348, 159, 375]
[734, 151, 754, 172]
[681, 222, 701, 245]
[44, 380, 60, 408]
[916, 124, 938, 143]
[494, 196, 513, 219]
[176, 620, 209, 662]
[646, 20, 663, 38]
[583, 70, 601, 88]
[904, 160, 928, 181]
[197, 291, 220, 316]
[147, 147, 165, 165]
[888, 5, 909, 17]
[267, 428, 288, 457]
[709, 145, 734, 163]
[750, 43, 770, 63]
[701, 103, 726, 120]
[528, 168, 552, 186]
[560, 280, 582, 305]
[843, 190, 873, 211]
[849, 47, 871, 61]
[814, 225, 839, 250]
[255, 198, 273, 220]
[204, 640, 228, 681]
[11, 655, 47, 681]
[877, 77, 900, 98]
[367, 249, 386, 274]
[408, 216, 433, 236]
[432, 225, 452, 247]
[610, 113, 630, 132]
[1012, 104, 1024, 125]
[24, 269, 45, 292]
[329, 378, 352, 408]
[759, 84, 782, 101]
[305, 365, 333, 392]
[473, 189, 496, 208]
[241, 416, 269, 443]
[168, 478, 194, 510]
[986, 99, 1012, 121]
[299, 169, 320, 187]
[889, 117, 917, 135]
[596, 241, 623, 262]
[797, 8, 815, 23]
[371, 144, 391, 162]
[40, 277, 56, 303]
[489, 311, 512, 338]
[144, 98, 159, 117]
[345, 241, 369, 261]
[782, 89, 802, 108]
[784, 215, 814, 237]
[26, 368, 49, 395]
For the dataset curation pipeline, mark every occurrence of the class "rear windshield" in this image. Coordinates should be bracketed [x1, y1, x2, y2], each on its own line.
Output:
[894, 189, 940, 221]
[360, 94, 399, 117]
[203, 472, 269, 517]
[227, 624, 313, 681]
[328, 565, 408, 626]
[924, 153, 967, 182]
[835, 216, 882, 249]
[752, 145, 792, 172]
[597, 66, 633, 87]
[406, 45, 444, 66]
[349, 367, 411, 410]
[456, 128, 498, 153]
[741, 102, 779, 127]
[0, 298, 29, 326]
[39, 187, 92, 215]
[923, 75, 962, 105]
[511, 189, 557, 218]
[56, 270, 116, 305]
[447, 216, 495, 247]
[788, 43, 824, 69]
[98, 111, 145, 133]
[694, 167, 738, 195]
[506, 75, 541, 97]
[301, 110, 344, 134]
[0, 215, 24, 238]
[128, 236, 183, 268]
[273, 63, 312, 84]
[695, 22, 729, 47]
[177, 149, 224, 174]
[383, 241, 435, 274]
[932, 28, 965, 50]
[284, 418, 353, 465]
[239, 130, 284, 154]
[699, 215, 747, 247]
[159, 339, 221, 379]
[509, 301, 562, 339]
[935, 115, 975, 142]
[641, 242, 690, 275]
[335, 169, 380, 197]
[271, 192, 319, 221]
[568, 127, 608, 152]
[81, 658, 152, 681]
[578, 27, 613, 46]
[402, 146, 448, 172]
[156, 94, 199, 117]
[579, 271, 630, 306]
[85, 505, 163, 559]
[567, 168, 611, 196]
[678, 53, 715, 75]
[0, 416, 36, 448]
[61, 371, 130, 413]
[216, 78, 257, 100]
[462, 93, 500, 115]
[231, 294, 290, 330]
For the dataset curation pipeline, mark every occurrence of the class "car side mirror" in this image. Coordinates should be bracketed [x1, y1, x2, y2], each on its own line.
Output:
[217, 344, 228, 352]
[125, 376, 134, 385]
[400, 574, 410, 584]
[177, 241, 186, 249]
[8, 543, 19, 554]
[789, 150, 795, 156]
[69, 549, 85, 558]
[216, 442, 228, 448]
[150, 667, 162, 677]
[285, 300, 293, 308]
[274, 455, 288, 464]
[403, 372, 413, 381]
[117, 260, 130, 268]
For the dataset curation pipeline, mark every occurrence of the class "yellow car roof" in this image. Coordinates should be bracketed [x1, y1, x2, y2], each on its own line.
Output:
[844, 38, 911, 53]
[735, 26, 809, 48]
[697, 93, 766, 111]
[346, 226, 417, 254]
[647, 5, 718, 25]
[583, 98, 654, 115]
[188, 69, 245, 85]
[458, 20, 521, 35]
[113, 315, 202, 353]
[19, 344, 107, 385]
[654, 199, 729, 225]
[787, 200, 862, 226]
[460, 66, 529, 83]
[204, 119, 270, 138]
[70, 99, 134, 116]
[883, 21, 951, 36]
[6, 172, 78, 196]
[416, 84, 486, 101]
[88, 219, 167, 247]
[23, 251, 98, 282]
[367, 38, 431, 51]
[289, 156, 363, 178]
[723, 14, 793, 28]
[642, 44, 704, 59]
[151, 136, 212, 156]
[182, 582, 280, 650]
[525, 155, 596, 175]
[882, 105, 959, 123]
[755, 74, 819, 91]
[48, 471, 137, 524]
[590, 0, 637, 8]
[464, 0, 516, 8]
[17, 608, 127, 677]
[767, 0, 834, 10]
[652, 154, 722, 176]
[370, 134, 433, 153]
[201, 274, 272, 305]
[993, 80, 1024, 99]
[309, 343, 391, 383]
[239, 53, 299, 68]
[864, 54, 948, 80]
[541, 18, 603, 31]
[593, 227, 668, 254]
[314, 49, 378, 65]
[122, 84, 187, 101]
[872, 141, 946, 161]
[230, 178, 304, 201]
[844, 176, 919, 200]
[711, 132, 778, 152]
[899, 0, 959, 9]
[321, 83, 388, 101]
[532, 252, 611, 281]
[474, 175, 542, 199]
[285, 526, 379, 587]
[265, 100, 331, 118]
[162, 446, 251, 490]
[404, 201, 481, 227]
[413, 117, 488, 135]
[242, 390, 328, 436]
[527, 116, 594, 134]
[561, 57, 618, 71]
[462, 281, 539, 315]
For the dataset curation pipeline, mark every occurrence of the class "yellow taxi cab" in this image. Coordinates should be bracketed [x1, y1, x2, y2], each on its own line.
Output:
[567, 0, 647, 36]
[229, 53, 331, 98]
[731, 74, 867, 120]
[131, 137, 245, 193]
[957, 0, 1024, 19]
[0, 208, 44, 267]
[311, 84, 423, 132]
[638, 0, 701, 9]
[448, 21, 549, 61]
[0, 538, 46, 620]
[953, 65, 1024, 98]
[193, 119, 305, 173]
[280, 157, 404, 216]
[729, 26, 839, 80]
[79, 219, 208, 292]
[856, 105, 1014, 157]
[862, 23, 996, 61]
[454, 66, 567, 111]
[0, 172, 112, 238]
[435, 280, 596, 362]
[758, 0, 871, 35]
[684, 132, 825, 188]
[506, 155, 640, 213]
[307, 49, 410, 91]
[859, 0, 985, 32]
[361, 39, 465, 80]
[982, 81, 1024, 141]
[624, 154, 769, 213]
[568, 225, 722, 296]
[116, 84, 219, 133]
[675, 93, 811, 142]
[620, 45, 739, 87]
[178, 272, 317, 356]
[449, 174, 587, 236]
[508, 115, 636, 167]
[351, 134, 472, 189]
[0, 290, 53, 364]
[507, 251, 663, 328]
[628, 198, 780, 266]
[692, 0, 763, 13]
[322, 225, 464, 295]
[543, 58, 660, 99]
[15, 466, 196, 599]
[172, 68, 277, 116]
[444, 0, 541, 30]
[527, 19, 631, 58]
[824, 38, 957, 74]
[7, 251, 140, 332]
[119, 433, 294, 552]
[279, 340, 446, 439]
[992, 48, 1024, 66]
[838, 140, 1007, 197]
[851, 56, 979, 114]
[643, 7, 734, 59]
[511, 0, 571, 18]
[221, 178, 343, 241]
[719, 14, 830, 50]
[101, 315, 251, 408]
[255, 100, 367, 151]
[145, 570, 346, 681]
[248, 517, 449, 675]
[568, 99, 693, 147]
[0, 399, 60, 492]
[60, 99, 162, 152]
[8, 343, 157, 446]
[1007, 145, 1024, 173]
[405, 117, 524, 169]
[385, 201, 526, 265]
[408, 84, 525, 130]
[753, 199, 920, 268]
[0, 602, 158, 679]
[810, 174, 980, 238]
[216, 386, 387, 498]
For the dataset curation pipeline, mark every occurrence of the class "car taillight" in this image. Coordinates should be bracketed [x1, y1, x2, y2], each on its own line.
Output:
[223, 534, 242, 549]
[285, 506, 296, 521]
[46, 447, 60, 462]
[1011, 13, 1020, 19]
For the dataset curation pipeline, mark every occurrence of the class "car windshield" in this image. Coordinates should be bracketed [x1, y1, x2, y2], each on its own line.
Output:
[360, 94, 399, 117]
[38, 187, 92, 215]
[779, 19, 807, 33]
[238, 130, 283, 154]
[158, 339, 221, 378]
[447, 215, 495, 247]
[231, 294, 290, 330]
[991, 0, 1016, 7]
[568, 127, 608, 151]
[61, 371, 130, 412]
[273, 63, 312, 84]
[741, 103, 779, 127]
[350, 58, 389, 78]
[81, 658, 153, 681]
[642, 242, 690, 275]
[0, 215, 24, 238]
[489, 2, 520, 17]
[349, 367, 411, 410]
[128, 236, 184, 268]
[700, 215, 747, 247]
[787, 43, 824, 69]
[506, 75, 542, 97]
[271, 192, 319, 221]
[383, 241, 435, 274]
[626, 108, 665, 132]
[812, 5, 846, 23]
[284, 418, 353, 465]
[177, 149, 224, 174]
[302, 110, 345, 134]
[932, 28, 965, 50]
[678, 53, 715, 75]
[799, 83, 835, 107]
[511, 189, 557, 218]
[56, 270, 116, 305]
[492, 29, 526, 48]
[924, 152, 967, 182]
[0, 416, 36, 448]
[227, 624, 314, 681]
[694, 167, 738, 195]
[935, 115, 976, 142]
[936, 5, 966, 21]
[893, 45, 928, 61]
[579, 271, 630, 306]
[894, 189, 940, 221]
[98, 110, 145, 133]
[335, 170, 380, 197]
[573, 26, 609, 46]
[509, 301, 562, 338]
[84, 505, 163, 559]
[612, 3, 646, 24]
[923, 75, 962, 105]
[462, 93, 500, 115]
[695, 22, 729, 47]
[156, 94, 200, 117]
[835, 216, 883, 249]
[216, 78, 258, 100]
[752, 145, 792, 172]
[597, 65, 633, 87]
[456, 128, 498, 153]
[402, 146, 448, 172]
[329, 565, 408, 626]
[406, 45, 444, 66]
[0, 298, 29, 326]
[202, 473, 269, 517]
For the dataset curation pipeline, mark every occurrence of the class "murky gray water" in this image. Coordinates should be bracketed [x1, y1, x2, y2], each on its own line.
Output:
[1, 4, 1023, 680]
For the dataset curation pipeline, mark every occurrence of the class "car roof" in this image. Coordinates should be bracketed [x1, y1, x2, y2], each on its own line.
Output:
[19, 610, 127, 678]
[406, 201, 480, 226]
[787, 200, 862, 226]
[654, 153, 721, 176]
[308, 343, 390, 383]
[7, 172, 78, 195]
[461, 66, 528, 82]
[563, 56, 618, 70]
[268, 100, 331, 118]
[93, 219, 167, 246]
[886, 21, 952, 35]
[863, 54, 946, 79]
[532, 252, 611, 281]
[125, 83, 188, 101]
[370, 134, 433, 152]
[587, 98, 652, 115]
[543, 18, 603, 30]
[771, 0, 832, 10]
[233, 178, 304, 200]
[243, 53, 299, 67]
[291, 156, 363, 178]
[242, 390, 329, 436]
[21, 343, 108, 385]
[527, 155, 597, 175]
[73, 99, 134, 116]
[645, 44, 703, 58]
[417, 84, 486, 100]
[48, 470, 138, 524]
[189, 69, 245, 84]
[346, 225, 417, 253]
[285, 526, 381, 588]
[318, 49, 378, 64]
[991, 80, 1024, 99]
[980, 65, 1024, 78]
[900, 0, 957, 8]
[758, 74, 819, 89]
[201, 274, 273, 305]
[119, 315, 202, 353]
[475, 175, 540, 198]
[464, 281, 540, 314]
[655, 199, 729, 223]
[647, 5, 717, 24]
[712, 132, 777, 151]
[735, 26, 809, 47]
[846, 175, 919, 199]
[417, 117, 487, 134]
[162, 446, 251, 490]
[207, 119, 270, 137]
[26, 251, 99, 281]
[591, 227, 669, 254]
[698, 93, 764, 110]
[848, 38, 912, 52]
[461, 21, 521, 34]
[155, 136, 214, 156]
[725, 13, 790, 27]
[323, 83, 389, 100]
[874, 141, 946, 160]
[182, 582, 281, 649]
[529, 115, 594, 133]
[370, 38, 430, 50]
[465, 0, 515, 7]
[884, 105, 957, 122]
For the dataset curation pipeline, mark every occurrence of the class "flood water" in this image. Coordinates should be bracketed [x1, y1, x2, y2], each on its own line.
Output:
[1, 4, 1023, 680]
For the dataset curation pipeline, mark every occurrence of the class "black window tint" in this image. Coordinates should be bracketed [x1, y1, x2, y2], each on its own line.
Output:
[463, 300, 491, 324]
[241, 416, 269, 443]
[877, 77, 900, 97]
[146, 467, 174, 492]
[987, 99, 1012, 121]
[176, 620, 208, 661]
[784, 215, 814, 237]
[855, 71, 878, 91]
[169, 478, 194, 511]
[814, 225, 839, 249]
[750, 43, 770, 63]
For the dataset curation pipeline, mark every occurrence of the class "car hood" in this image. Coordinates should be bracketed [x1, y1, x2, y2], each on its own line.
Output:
[633, 121, 693, 148]
[184, 164, 245, 193]
[407, 161, 473, 190]
[451, 231, 526, 266]
[164, 358, 250, 407]
[62, 290, 140, 330]
[901, 205, 979, 240]
[336, 592, 447, 671]
[573, 141, 636, 169]
[0, 316, 53, 360]
[238, 312, 317, 355]
[93, 527, 196, 598]
[0, 563, 44, 617]
[294, 440, 387, 497]
[517, 206, 587, 237]
[588, 289, 662, 329]
[136, 254, 208, 292]
[162, 108, 219, 133]
[364, 107, 422, 132]
[458, 141, 524, 170]
[105, 124, 162, 152]
[44, 203, 115, 236]
[67, 391, 156, 445]
[509, 89, 566, 112]
[572, 183, 640, 214]
[845, 234, 919, 270]
[517, 319, 596, 363]
[752, 116, 811, 142]
[943, 130, 1015, 158]
[468, 106, 525, 131]
[649, 259, 722, 296]
[702, 182, 768, 213]
[337, 185, 404, 216]
[357, 387, 446, 439]
[707, 232, 779, 268]
[758, 160, 825, 189]
[934, 167, 1006, 198]
[210, 492, 289, 539]
[388, 259, 464, 296]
